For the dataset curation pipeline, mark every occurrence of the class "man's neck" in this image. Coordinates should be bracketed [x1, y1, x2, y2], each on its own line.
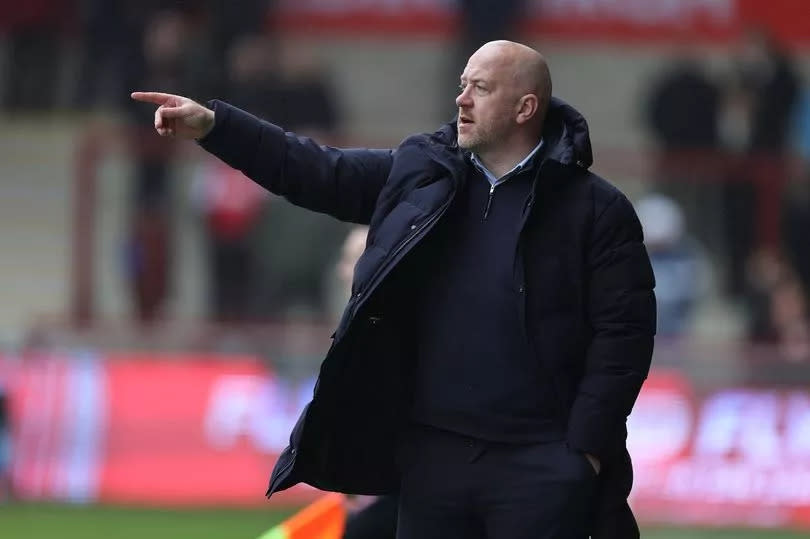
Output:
[476, 140, 541, 179]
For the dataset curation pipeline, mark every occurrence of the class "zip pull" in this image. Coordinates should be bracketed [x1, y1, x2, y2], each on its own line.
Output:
[483, 184, 496, 220]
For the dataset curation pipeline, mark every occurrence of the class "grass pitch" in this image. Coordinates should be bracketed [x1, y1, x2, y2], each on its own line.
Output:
[0, 503, 808, 539]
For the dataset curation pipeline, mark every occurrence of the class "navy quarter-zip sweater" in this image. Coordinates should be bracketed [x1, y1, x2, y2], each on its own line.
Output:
[409, 152, 564, 443]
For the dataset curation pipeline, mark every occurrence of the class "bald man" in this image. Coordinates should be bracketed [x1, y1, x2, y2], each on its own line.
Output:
[133, 40, 655, 539]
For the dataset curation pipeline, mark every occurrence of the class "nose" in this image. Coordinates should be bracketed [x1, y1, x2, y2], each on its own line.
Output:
[456, 86, 472, 108]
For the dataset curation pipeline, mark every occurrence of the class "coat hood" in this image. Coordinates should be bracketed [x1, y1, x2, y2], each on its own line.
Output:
[542, 97, 593, 168]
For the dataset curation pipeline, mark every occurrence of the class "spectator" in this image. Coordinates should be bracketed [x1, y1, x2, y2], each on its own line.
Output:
[125, 9, 196, 324]
[646, 54, 721, 151]
[636, 194, 707, 337]
[782, 169, 810, 304]
[185, 35, 280, 323]
[0, 0, 74, 110]
[72, 0, 143, 109]
[782, 90, 810, 297]
[744, 249, 810, 361]
[643, 52, 723, 274]
[795, 90, 810, 161]
[192, 157, 268, 322]
[720, 26, 802, 296]
[326, 226, 369, 324]
[733, 27, 801, 152]
[245, 41, 347, 319]
[202, 0, 273, 98]
[222, 35, 280, 121]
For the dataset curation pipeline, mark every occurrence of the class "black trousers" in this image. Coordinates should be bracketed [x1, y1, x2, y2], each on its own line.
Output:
[344, 495, 399, 539]
[396, 426, 597, 539]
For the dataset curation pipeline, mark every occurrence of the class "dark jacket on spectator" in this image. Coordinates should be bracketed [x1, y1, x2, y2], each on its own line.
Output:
[199, 97, 656, 539]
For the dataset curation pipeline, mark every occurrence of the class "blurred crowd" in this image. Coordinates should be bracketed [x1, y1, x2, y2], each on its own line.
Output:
[0, 0, 524, 327]
[643, 26, 810, 359]
[2, 1, 350, 326]
[2, 2, 810, 360]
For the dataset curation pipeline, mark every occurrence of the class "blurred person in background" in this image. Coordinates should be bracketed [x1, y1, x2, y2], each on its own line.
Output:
[643, 51, 723, 272]
[222, 35, 280, 122]
[74, 2, 256, 323]
[124, 9, 200, 324]
[202, 0, 273, 98]
[636, 194, 706, 338]
[745, 249, 810, 361]
[796, 89, 810, 162]
[782, 88, 810, 300]
[187, 34, 280, 324]
[457, 0, 526, 65]
[132, 39, 656, 539]
[645, 52, 721, 152]
[191, 157, 268, 323]
[732, 27, 801, 152]
[73, 1, 268, 109]
[72, 0, 143, 109]
[326, 226, 370, 324]
[0, 0, 74, 110]
[237, 39, 347, 319]
[719, 26, 801, 297]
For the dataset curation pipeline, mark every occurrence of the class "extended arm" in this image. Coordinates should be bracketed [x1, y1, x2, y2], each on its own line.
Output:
[131, 92, 393, 224]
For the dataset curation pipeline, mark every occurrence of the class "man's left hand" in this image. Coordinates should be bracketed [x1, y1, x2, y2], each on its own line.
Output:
[585, 453, 601, 475]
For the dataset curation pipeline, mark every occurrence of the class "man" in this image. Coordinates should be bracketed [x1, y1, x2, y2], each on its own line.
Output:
[132, 40, 656, 539]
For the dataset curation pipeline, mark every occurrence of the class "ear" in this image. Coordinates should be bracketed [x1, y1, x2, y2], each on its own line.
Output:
[515, 94, 539, 125]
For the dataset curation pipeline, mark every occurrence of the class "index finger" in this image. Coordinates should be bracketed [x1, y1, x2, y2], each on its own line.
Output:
[130, 91, 178, 105]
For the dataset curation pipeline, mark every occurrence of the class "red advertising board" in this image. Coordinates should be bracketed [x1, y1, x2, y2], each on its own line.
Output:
[3, 353, 317, 506]
[272, 0, 810, 47]
[5, 352, 810, 529]
[100, 356, 276, 505]
[628, 370, 810, 529]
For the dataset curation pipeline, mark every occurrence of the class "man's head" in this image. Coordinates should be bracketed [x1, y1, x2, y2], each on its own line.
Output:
[456, 41, 552, 155]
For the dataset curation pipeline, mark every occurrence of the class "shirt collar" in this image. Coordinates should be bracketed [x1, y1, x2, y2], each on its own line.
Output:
[470, 139, 544, 186]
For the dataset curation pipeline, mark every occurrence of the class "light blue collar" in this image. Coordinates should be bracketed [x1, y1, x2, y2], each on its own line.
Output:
[471, 139, 544, 186]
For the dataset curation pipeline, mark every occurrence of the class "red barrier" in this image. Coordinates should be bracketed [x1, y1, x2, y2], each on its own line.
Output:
[3, 353, 318, 506]
[100, 356, 272, 505]
[630, 370, 810, 529]
[5, 353, 810, 528]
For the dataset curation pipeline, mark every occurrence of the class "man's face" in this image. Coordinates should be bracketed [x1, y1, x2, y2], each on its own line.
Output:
[456, 49, 518, 152]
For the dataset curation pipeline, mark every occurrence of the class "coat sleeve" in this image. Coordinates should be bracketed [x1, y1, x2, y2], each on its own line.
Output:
[198, 100, 394, 225]
[567, 193, 656, 461]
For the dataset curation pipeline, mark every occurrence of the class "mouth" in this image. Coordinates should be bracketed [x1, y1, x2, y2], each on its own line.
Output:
[458, 116, 474, 127]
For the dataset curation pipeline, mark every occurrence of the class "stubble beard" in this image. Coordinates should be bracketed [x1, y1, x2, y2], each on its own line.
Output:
[458, 125, 491, 152]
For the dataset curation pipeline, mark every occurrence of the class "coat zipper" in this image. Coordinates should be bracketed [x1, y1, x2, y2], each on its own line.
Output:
[483, 184, 496, 220]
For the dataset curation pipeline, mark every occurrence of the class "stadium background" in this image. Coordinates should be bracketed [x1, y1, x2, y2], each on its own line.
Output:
[2, 0, 810, 537]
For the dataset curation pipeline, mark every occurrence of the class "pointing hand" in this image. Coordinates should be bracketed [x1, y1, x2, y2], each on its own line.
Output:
[130, 91, 215, 140]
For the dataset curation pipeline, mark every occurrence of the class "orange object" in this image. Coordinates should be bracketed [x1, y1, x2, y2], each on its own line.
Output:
[258, 493, 347, 539]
